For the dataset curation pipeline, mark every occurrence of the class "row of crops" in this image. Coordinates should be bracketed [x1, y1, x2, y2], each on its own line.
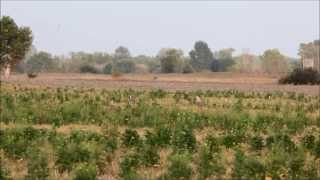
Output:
[0, 83, 320, 179]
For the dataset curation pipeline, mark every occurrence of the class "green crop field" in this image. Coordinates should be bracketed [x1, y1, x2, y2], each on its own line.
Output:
[1, 82, 320, 179]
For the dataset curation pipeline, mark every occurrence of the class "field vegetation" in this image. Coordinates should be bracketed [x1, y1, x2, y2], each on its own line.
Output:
[1, 82, 319, 179]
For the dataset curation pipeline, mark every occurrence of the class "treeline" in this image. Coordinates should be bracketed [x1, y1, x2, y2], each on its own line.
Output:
[15, 41, 301, 75]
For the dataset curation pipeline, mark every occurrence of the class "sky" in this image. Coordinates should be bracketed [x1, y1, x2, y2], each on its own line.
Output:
[1, 1, 319, 58]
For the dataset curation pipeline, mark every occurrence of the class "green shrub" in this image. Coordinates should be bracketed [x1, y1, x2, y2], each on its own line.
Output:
[314, 139, 320, 158]
[172, 127, 197, 152]
[197, 146, 225, 179]
[79, 65, 99, 74]
[25, 149, 49, 180]
[232, 151, 265, 180]
[287, 150, 305, 179]
[204, 135, 220, 153]
[140, 145, 160, 166]
[73, 163, 97, 180]
[55, 141, 101, 172]
[0, 166, 9, 180]
[302, 134, 315, 150]
[103, 64, 113, 74]
[119, 153, 140, 179]
[121, 129, 141, 148]
[166, 153, 193, 179]
[145, 127, 171, 147]
[250, 136, 264, 151]
[279, 68, 320, 85]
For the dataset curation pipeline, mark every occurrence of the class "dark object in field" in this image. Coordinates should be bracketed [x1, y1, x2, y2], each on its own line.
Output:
[79, 65, 99, 74]
[27, 73, 38, 78]
[279, 68, 320, 85]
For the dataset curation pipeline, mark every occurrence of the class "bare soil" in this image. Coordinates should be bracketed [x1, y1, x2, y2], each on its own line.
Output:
[2, 72, 319, 95]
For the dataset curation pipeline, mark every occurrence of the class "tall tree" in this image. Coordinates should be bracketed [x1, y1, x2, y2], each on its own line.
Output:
[114, 46, 130, 60]
[215, 48, 235, 71]
[0, 16, 33, 78]
[298, 40, 320, 71]
[261, 49, 288, 74]
[158, 48, 183, 73]
[26, 51, 58, 73]
[189, 41, 214, 71]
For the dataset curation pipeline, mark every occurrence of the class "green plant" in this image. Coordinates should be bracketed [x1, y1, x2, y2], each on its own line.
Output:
[250, 136, 264, 151]
[121, 129, 141, 148]
[197, 146, 225, 179]
[25, 149, 49, 180]
[302, 134, 316, 150]
[73, 163, 97, 180]
[172, 127, 197, 152]
[140, 145, 160, 166]
[166, 153, 193, 179]
[232, 151, 265, 180]
[0, 166, 9, 180]
[119, 153, 140, 179]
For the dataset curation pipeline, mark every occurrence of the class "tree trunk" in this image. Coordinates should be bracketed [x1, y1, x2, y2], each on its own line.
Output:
[4, 64, 11, 79]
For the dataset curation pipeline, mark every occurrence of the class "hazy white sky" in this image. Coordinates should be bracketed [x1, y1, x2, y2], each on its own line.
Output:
[2, 1, 319, 57]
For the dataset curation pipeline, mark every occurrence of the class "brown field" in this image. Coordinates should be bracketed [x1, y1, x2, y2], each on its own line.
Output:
[2, 72, 320, 95]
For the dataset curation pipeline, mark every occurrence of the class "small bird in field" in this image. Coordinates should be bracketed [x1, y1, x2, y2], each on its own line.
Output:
[153, 76, 158, 80]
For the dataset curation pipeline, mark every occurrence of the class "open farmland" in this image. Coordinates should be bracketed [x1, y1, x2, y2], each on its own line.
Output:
[1, 75, 320, 179]
[3, 73, 320, 95]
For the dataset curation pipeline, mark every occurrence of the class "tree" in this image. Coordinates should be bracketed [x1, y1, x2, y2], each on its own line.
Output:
[298, 40, 320, 71]
[26, 51, 58, 73]
[158, 48, 183, 73]
[114, 46, 130, 60]
[214, 48, 235, 71]
[261, 49, 288, 74]
[189, 41, 214, 71]
[0, 16, 33, 78]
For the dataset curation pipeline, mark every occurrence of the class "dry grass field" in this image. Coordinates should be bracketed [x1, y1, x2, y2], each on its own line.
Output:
[3, 72, 319, 95]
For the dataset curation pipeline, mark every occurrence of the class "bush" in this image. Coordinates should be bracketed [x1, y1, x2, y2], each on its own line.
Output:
[166, 153, 193, 179]
[279, 68, 320, 85]
[302, 134, 315, 150]
[145, 127, 171, 147]
[119, 153, 140, 179]
[79, 65, 99, 74]
[232, 151, 265, 179]
[250, 136, 264, 151]
[103, 64, 113, 74]
[121, 129, 141, 148]
[182, 63, 194, 74]
[197, 146, 225, 179]
[140, 145, 160, 166]
[172, 127, 197, 152]
[0, 166, 9, 180]
[25, 150, 49, 180]
[73, 163, 97, 180]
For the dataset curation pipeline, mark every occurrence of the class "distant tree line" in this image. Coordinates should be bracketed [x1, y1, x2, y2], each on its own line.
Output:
[2, 15, 318, 77]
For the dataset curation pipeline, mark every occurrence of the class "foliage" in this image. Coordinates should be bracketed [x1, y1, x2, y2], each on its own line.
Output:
[261, 49, 288, 74]
[73, 163, 97, 180]
[25, 149, 49, 180]
[159, 48, 183, 73]
[182, 62, 194, 73]
[232, 151, 265, 180]
[103, 63, 113, 74]
[0, 16, 33, 68]
[121, 129, 141, 148]
[189, 41, 214, 71]
[26, 51, 58, 73]
[279, 68, 320, 85]
[172, 126, 197, 152]
[166, 153, 193, 179]
[79, 64, 99, 74]
[114, 46, 130, 60]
